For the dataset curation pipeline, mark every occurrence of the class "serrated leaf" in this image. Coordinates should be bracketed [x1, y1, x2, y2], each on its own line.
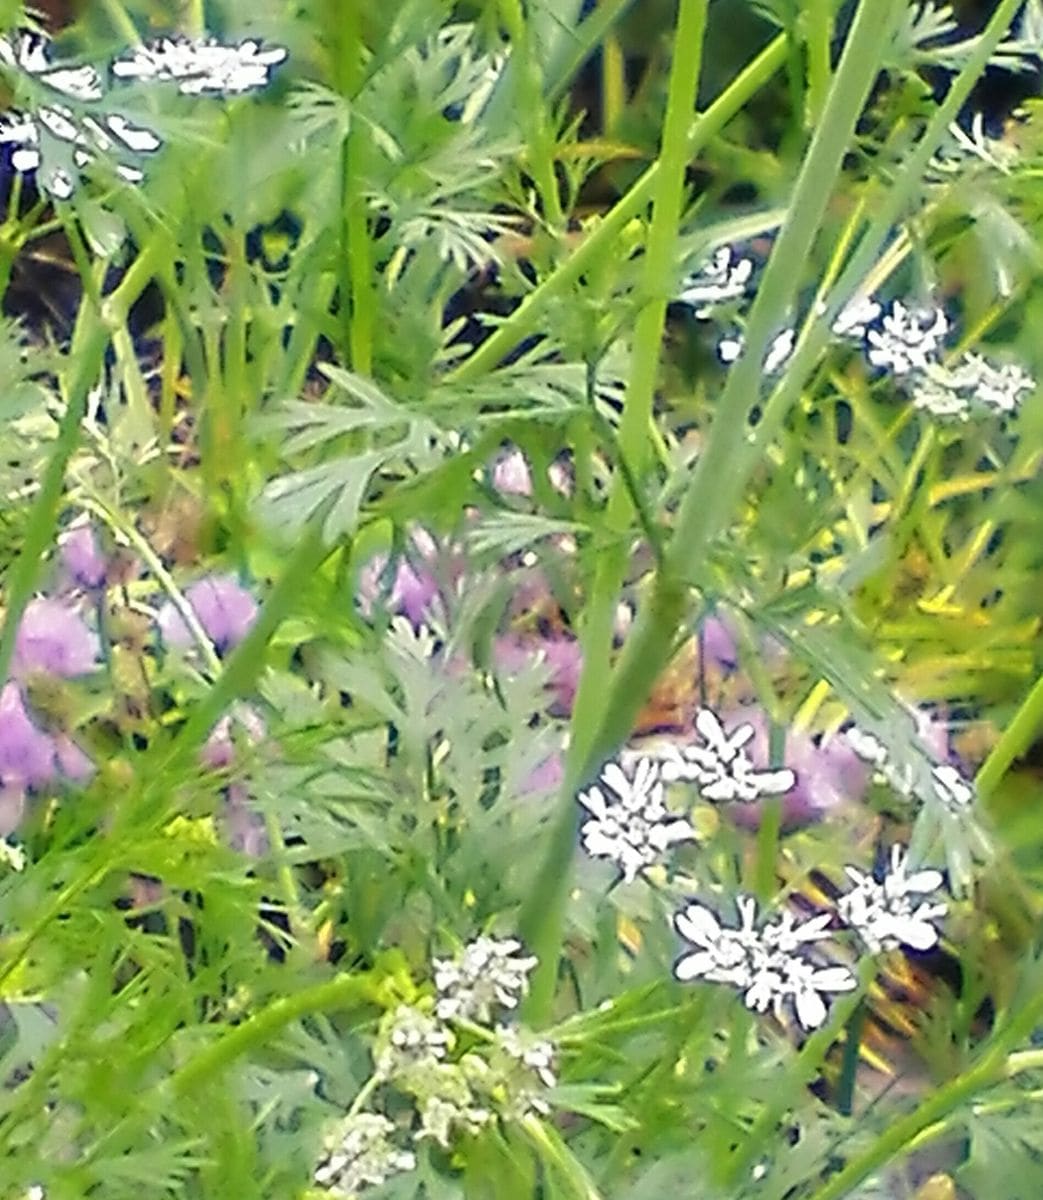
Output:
[466, 511, 587, 558]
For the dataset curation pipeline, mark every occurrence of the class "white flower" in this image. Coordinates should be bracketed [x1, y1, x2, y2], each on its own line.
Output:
[765, 328, 796, 373]
[910, 367, 972, 420]
[314, 1112, 415, 1197]
[0, 29, 103, 99]
[843, 725, 888, 769]
[112, 37, 287, 95]
[949, 353, 1035, 413]
[931, 763, 975, 812]
[673, 895, 855, 1030]
[677, 246, 754, 316]
[0, 103, 161, 198]
[490, 1025, 558, 1117]
[659, 709, 796, 804]
[374, 1005, 451, 1079]
[0, 839, 26, 871]
[714, 329, 794, 374]
[718, 332, 744, 364]
[495, 1025, 557, 1089]
[837, 844, 947, 953]
[831, 293, 882, 340]
[434, 937, 537, 1022]
[577, 757, 696, 882]
[866, 301, 949, 375]
[416, 1094, 491, 1147]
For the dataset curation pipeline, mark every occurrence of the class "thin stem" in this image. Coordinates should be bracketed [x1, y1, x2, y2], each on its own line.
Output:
[665, 0, 906, 589]
[0, 322, 111, 682]
[500, 0, 565, 229]
[170, 970, 381, 1095]
[446, 29, 795, 386]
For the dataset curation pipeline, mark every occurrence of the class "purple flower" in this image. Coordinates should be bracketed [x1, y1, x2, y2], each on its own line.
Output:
[493, 448, 533, 497]
[12, 597, 99, 679]
[0, 682, 56, 790]
[158, 574, 258, 654]
[54, 734, 94, 784]
[358, 531, 444, 628]
[201, 704, 266, 769]
[494, 633, 582, 716]
[59, 524, 107, 589]
[698, 616, 739, 673]
[718, 706, 868, 831]
[222, 781, 268, 857]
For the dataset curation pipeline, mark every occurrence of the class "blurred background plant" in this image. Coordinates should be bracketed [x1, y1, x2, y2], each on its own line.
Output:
[1, 2, 1043, 1199]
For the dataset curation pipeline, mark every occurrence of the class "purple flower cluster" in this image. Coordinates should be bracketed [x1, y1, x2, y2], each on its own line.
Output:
[0, 595, 99, 832]
[158, 574, 258, 655]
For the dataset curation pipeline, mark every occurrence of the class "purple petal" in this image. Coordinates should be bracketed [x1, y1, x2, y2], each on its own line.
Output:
[0, 682, 56, 789]
[159, 575, 259, 653]
[59, 524, 107, 589]
[13, 597, 99, 678]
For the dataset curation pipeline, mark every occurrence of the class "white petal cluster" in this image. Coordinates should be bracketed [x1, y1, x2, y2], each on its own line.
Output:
[673, 895, 856, 1030]
[844, 723, 976, 814]
[930, 763, 975, 812]
[577, 757, 696, 882]
[0, 838, 26, 871]
[434, 936, 537, 1022]
[866, 301, 949, 376]
[491, 1025, 558, 1117]
[416, 1091, 491, 1147]
[0, 28, 287, 200]
[677, 246, 754, 316]
[0, 29, 102, 99]
[374, 1005, 451, 1080]
[112, 36, 287, 95]
[0, 104, 160, 198]
[836, 844, 948, 953]
[715, 328, 795, 374]
[314, 1112, 416, 1197]
[658, 708, 796, 804]
[830, 293, 882, 340]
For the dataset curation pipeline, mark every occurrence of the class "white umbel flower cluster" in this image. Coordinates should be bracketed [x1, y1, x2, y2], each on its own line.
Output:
[0, 27, 286, 200]
[677, 246, 754, 317]
[434, 936, 537, 1021]
[658, 708, 796, 804]
[836, 844, 948, 953]
[843, 724, 977, 814]
[577, 757, 696, 882]
[0, 104, 160, 199]
[373, 1005, 451, 1080]
[112, 37, 287, 95]
[0, 29, 102, 98]
[675, 235, 1035, 417]
[314, 1112, 416, 1198]
[673, 895, 856, 1030]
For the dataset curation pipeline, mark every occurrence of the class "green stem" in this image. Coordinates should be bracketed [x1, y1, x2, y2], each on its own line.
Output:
[976, 670, 1043, 803]
[170, 970, 380, 1095]
[665, 0, 906, 587]
[803, 0, 833, 126]
[142, 527, 332, 791]
[445, 28, 794, 386]
[344, 133, 374, 374]
[519, 0, 709, 1024]
[804, 977, 1043, 1200]
[610, 0, 709, 490]
[0, 322, 111, 682]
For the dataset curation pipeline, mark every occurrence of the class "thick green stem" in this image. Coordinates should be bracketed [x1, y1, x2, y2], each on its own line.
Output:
[519, 0, 709, 1023]
[170, 970, 380, 1095]
[664, 0, 906, 587]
